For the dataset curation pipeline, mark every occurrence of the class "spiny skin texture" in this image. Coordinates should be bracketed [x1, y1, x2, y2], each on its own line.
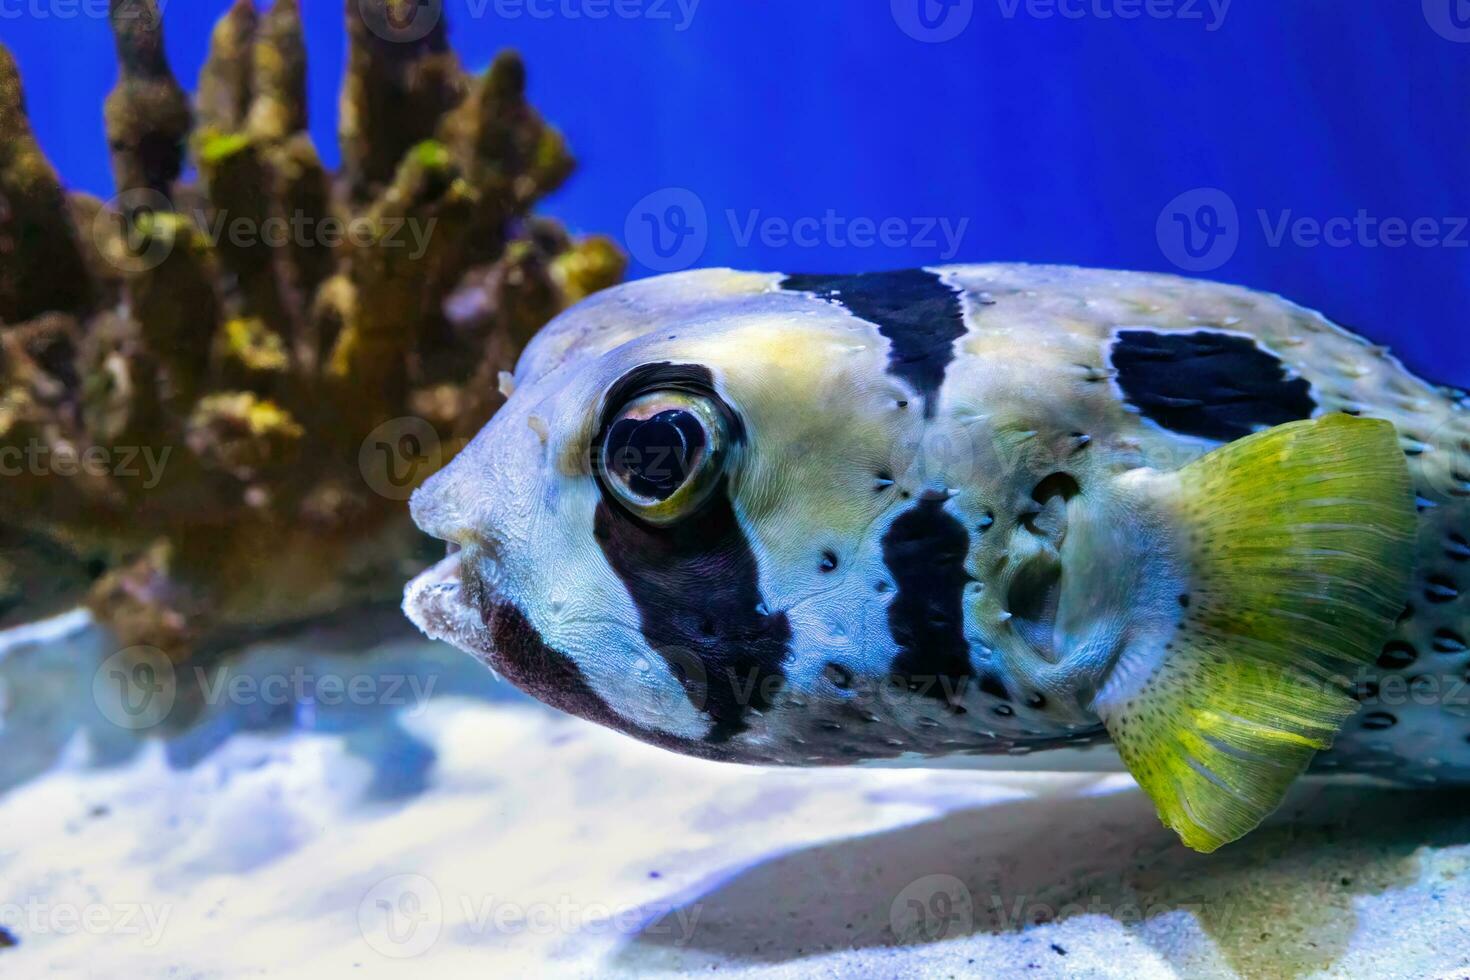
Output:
[404, 264, 1470, 791]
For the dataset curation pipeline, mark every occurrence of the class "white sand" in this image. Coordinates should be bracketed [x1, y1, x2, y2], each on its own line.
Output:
[1, 614, 1468, 979]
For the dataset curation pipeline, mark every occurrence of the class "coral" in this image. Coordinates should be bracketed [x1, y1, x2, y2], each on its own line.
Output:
[0, 0, 625, 654]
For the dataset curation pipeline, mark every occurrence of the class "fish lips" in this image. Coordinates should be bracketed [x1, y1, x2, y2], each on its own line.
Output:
[402, 549, 502, 666]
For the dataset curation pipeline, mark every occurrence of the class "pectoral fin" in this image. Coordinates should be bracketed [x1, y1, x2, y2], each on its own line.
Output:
[1094, 415, 1416, 852]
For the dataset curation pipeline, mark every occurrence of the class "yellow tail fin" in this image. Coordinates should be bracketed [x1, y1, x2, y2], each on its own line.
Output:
[1095, 415, 1416, 852]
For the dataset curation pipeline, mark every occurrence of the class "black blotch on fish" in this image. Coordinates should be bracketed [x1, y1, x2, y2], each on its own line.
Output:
[1446, 533, 1470, 562]
[486, 600, 726, 761]
[1376, 641, 1418, 670]
[977, 671, 1011, 703]
[781, 269, 966, 419]
[1425, 575, 1461, 604]
[881, 496, 975, 708]
[1434, 629, 1469, 653]
[593, 484, 790, 744]
[592, 363, 787, 742]
[1109, 330, 1317, 442]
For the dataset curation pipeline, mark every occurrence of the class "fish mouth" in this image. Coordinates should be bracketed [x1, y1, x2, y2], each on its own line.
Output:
[402, 549, 500, 664]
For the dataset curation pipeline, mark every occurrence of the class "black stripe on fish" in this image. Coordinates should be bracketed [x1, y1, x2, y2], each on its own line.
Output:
[1110, 329, 1317, 442]
[593, 484, 790, 744]
[881, 496, 976, 709]
[780, 269, 966, 418]
[486, 600, 728, 761]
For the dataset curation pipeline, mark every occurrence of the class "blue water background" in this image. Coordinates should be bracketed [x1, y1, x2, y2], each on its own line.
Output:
[2, 1, 1467, 380]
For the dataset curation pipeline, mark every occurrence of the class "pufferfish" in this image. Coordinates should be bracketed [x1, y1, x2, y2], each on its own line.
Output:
[403, 264, 1470, 852]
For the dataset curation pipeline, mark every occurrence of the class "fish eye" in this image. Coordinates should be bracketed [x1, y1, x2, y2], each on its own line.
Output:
[597, 389, 730, 524]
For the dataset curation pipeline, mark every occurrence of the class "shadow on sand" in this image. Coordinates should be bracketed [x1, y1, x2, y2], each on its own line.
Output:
[620, 780, 1470, 978]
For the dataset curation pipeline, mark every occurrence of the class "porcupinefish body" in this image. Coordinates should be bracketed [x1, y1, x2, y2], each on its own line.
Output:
[404, 264, 1467, 851]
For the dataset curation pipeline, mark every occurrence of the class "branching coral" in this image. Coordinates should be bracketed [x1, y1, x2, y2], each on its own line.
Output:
[0, 0, 624, 656]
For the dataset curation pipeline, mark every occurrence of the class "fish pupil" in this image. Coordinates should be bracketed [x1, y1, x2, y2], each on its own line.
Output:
[606, 409, 706, 500]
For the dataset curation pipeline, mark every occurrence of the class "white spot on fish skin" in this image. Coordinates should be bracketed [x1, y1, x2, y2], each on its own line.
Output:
[528, 414, 550, 443]
[497, 371, 516, 398]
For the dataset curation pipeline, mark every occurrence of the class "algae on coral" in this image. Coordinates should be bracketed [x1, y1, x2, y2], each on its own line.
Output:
[0, 0, 625, 656]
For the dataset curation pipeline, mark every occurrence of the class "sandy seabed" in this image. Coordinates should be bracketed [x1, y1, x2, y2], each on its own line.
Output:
[1, 611, 1468, 979]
